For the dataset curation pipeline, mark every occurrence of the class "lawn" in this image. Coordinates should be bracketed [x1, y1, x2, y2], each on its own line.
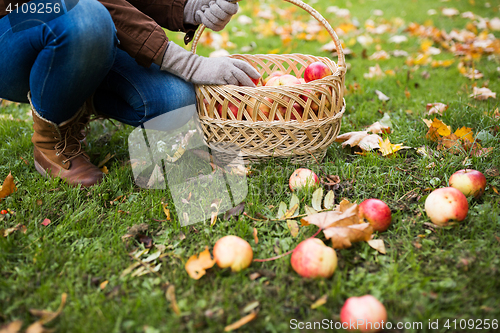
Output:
[1, 0, 500, 332]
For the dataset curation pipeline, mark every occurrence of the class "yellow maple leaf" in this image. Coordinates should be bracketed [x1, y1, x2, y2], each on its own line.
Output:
[423, 118, 452, 141]
[454, 126, 474, 143]
[378, 138, 411, 156]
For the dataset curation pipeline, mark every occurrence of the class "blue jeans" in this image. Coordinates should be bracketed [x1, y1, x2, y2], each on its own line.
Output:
[0, 0, 196, 126]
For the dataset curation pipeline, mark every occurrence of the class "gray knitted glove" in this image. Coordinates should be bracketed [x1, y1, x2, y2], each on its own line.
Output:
[184, 0, 238, 31]
[160, 42, 261, 86]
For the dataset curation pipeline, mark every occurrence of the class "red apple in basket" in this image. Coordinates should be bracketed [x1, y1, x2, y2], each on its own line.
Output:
[278, 102, 304, 120]
[304, 61, 332, 83]
[263, 70, 285, 85]
[266, 74, 302, 87]
[216, 100, 240, 119]
[448, 169, 487, 199]
[246, 96, 272, 120]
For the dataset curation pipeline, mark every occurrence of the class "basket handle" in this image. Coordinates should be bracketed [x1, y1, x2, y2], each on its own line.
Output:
[189, 0, 346, 70]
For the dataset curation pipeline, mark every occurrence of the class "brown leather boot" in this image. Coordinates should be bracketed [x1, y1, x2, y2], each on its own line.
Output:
[29, 94, 103, 187]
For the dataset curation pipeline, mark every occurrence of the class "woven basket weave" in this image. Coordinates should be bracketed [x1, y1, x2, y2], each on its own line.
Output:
[191, 0, 346, 164]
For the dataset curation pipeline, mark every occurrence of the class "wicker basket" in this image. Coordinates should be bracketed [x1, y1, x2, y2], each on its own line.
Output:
[191, 0, 346, 164]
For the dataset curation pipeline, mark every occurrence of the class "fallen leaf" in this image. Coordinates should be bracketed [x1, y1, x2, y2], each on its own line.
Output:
[325, 223, 374, 249]
[99, 280, 108, 290]
[100, 166, 109, 174]
[426, 103, 448, 116]
[311, 188, 323, 211]
[374, 90, 390, 101]
[287, 220, 299, 237]
[423, 118, 452, 141]
[2, 224, 27, 237]
[277, 202, 287, 219]
[366, 113, 392, 134]
[166, 285, 181, 315]
[161, 202, 171, 221]
[223, 202, 245, 220]
[41, 219, 51, 226]
[242, 301, 259, 314]
[323, 190, 335, 209]
[97, 153, 115, 168]
[0, 172, 17, 201]
[289, 194, 300, 217]
[0, 320, 23, 333]
[437, 133, 463, 154]
[469, 87, 496, 100]
[25, 322, 53, 333]
[29, 293, 67, 325]
[454, 126, 474, 143]
[253, 228, 258, 244]
[485, 167, 499, 177]
[363, 64, 385, 79]
[304, 205, 318, 216]
[442, 8, 459, 17]
[367, 239, 386, 254]
[185, 247, 216, 280]
[224, 311, 257, 332]
[301, 203, 359, 229]
[335, 131, 382, 151]
[282, 204, 299, 219]
[311, 294, 328, 309]
[378, 138, 411, 156]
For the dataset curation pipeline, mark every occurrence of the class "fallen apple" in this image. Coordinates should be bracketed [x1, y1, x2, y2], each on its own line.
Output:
[291, 238, 337, 278]
[449, 169, 486, 199]
[425, 187, 468, 226]
[304, 61, 332, 83]
[340, 295, 388, 333]
[289, 168, 319, 191]
[213, 235, 253, 272]
[358, 199, 391, 232]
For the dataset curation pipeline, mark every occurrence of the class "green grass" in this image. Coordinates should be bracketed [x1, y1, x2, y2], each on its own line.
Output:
[1, 0, 500, 332]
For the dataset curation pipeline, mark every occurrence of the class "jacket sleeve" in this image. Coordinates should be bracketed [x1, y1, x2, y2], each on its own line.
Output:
[98, 0, 198, 67]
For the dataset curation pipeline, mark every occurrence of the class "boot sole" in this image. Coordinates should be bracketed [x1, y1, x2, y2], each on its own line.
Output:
[34, 159, 49, 178]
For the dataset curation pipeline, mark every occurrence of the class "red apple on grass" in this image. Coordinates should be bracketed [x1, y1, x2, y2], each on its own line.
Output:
[291, 238, 337, 278]
[449, 169, 486, 199]
[424, 187, 468, 226]
[304, 61, 332, 83]
[358, 199, 392, 232]
[213, 235, 253, 272]
[289, 168, 319, 191]
[340, 295, 388, 333]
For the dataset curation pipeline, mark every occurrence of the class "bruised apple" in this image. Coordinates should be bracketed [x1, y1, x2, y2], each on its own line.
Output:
[358, 199, 391, 232]
[425, 187, 468, 226]
[289, 168, 319, 191]
[304, 61, 332, 83]
[340, 295, 388, 333]
[449, 169, 487, 199]
[291, 238, 337, 278]
[213, 236, 253, 272]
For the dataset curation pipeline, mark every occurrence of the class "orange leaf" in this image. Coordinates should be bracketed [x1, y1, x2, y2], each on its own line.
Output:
[185, 247, 216, 280]
[324, 223, 374, 249]
[0, 172, 17, 201]
[224, 311, 257, 332]
[253, 228, 258, 244]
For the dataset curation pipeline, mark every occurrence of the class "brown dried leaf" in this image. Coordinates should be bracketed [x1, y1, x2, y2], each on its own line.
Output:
[0, 320, 23, 333]
[166, 285, 181, 315]
[97, 153, 115, 168]
[437, 133, 463, 154]
[223, 202, 245, 220]
[29, 293, 67, 325]
[185, 247, 216, 280]
[325, 223, 374, 249]
[2, 224, 27, 237]
[426, 103, 448, 116]
[301, 204, 359, 229]
[367, 239, 386, 254]
[469, 87, 496, 100]
[0, 172, 17, 201]
[25, 322, 54, 333]
[335, 131, 382, 151]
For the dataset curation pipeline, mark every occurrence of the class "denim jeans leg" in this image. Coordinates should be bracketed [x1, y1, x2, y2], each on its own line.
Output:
[0, 0, 118, 124]
[93, 48, 197, 129]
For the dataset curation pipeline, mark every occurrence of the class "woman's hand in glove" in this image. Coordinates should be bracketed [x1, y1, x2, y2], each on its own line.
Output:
[160, 42, 261, 86]
[184, 0, 238, 31]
